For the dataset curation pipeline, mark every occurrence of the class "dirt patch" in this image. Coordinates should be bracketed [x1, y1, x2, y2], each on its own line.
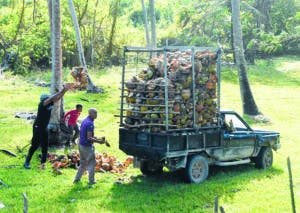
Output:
[277, 61, 300, 72]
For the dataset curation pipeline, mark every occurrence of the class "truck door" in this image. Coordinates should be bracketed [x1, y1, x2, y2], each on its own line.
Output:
[221, 113, 256, 160]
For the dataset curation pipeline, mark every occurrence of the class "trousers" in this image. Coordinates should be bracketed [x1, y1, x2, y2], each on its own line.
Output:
[74, 144, 96, 184]
[26, 125, 48, 164]
[68, 124, 79, 143]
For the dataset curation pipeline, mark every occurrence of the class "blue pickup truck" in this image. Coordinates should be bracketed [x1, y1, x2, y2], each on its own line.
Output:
[119, 110, 280, 183]
[118, 46, 280, 183]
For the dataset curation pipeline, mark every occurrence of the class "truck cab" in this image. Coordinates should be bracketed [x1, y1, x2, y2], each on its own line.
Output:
[216, 111, 280, 161]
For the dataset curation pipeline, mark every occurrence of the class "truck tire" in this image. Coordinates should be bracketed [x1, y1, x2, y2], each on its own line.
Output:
[140, 160, 163, 176]
[255, 146, 273, 169]
[185, 155, 209, 184]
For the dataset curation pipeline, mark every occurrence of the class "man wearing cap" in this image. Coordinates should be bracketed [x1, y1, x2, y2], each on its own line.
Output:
[73, 108, 105, 186]
[24, 85, 71, 169]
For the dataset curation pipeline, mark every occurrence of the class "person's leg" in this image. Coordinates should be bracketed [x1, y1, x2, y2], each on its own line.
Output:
[40, 129, 49, 166]
[72, 124, 79, 143]
[74, 145, 88, 182]
[87, 146, 96, 184]
[24, 126, 40, 168]
[66, 126, 74, 146]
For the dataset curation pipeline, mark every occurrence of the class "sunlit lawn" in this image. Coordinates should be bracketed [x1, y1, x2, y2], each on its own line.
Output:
[0, 56, 299, 212]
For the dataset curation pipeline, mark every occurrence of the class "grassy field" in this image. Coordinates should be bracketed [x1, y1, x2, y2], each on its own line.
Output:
[0, 56, 299, 212]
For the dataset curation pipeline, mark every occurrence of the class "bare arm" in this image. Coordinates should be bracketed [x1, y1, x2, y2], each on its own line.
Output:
[87, 131, 105, 144]
[43, 87, 67, 106]
[43, 84, 72, 106]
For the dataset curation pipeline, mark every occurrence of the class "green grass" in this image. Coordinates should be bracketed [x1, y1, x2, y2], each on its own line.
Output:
[222, 55, 300, 87]
[0, 56, 300, 212]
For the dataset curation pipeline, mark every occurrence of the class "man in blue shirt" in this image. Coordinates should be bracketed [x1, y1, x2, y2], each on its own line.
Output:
[74, 108, 105, 186]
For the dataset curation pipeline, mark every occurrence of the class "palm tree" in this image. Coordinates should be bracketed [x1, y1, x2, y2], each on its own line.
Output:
[48, 0, 63, 145]
[231, 0, 261, 116]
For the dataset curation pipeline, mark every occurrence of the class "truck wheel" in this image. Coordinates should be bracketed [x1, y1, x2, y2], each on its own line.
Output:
[255, 146, 273, 169]
[185, 155, 209, 184]
[140, 160, 163, 176]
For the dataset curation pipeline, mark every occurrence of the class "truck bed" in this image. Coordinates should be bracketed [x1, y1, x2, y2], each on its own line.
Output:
[119, 128, 221, 161]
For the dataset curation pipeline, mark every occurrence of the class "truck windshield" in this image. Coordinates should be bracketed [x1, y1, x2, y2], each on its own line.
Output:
[224, 114, 249, 131]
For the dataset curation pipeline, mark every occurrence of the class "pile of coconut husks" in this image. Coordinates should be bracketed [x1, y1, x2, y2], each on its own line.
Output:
[48, 151, 133, 175]
[124, 50, 219, 132]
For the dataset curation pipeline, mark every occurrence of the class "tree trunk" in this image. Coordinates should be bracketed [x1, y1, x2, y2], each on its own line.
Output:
[13, 0, 25, 43]
[91, 0, 99, 68]
[68, 0, 101, 93]
[149, 0, 157, 49]
[141, 0, 150, 48]
[33, 0, 37, 24]
[255, 0, 273, 33]
[78, 0, 89, 26]
[107, 0, 120, 57]
[48, 0, 63, 145]
[228, 0, 236, 64]
[47, 0, 52, 34]
[231, 0, 260, 116]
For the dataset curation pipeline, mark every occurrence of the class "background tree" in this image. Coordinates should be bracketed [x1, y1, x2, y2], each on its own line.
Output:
[141, 0, 150, 47]
[107, 0, 121, 58]
[91, 0, 99, 68]
[0, 0, 299, 73]
[231, 0, 260, 116]
[68, 0, 100, 93]
[149, 0, 157, 48]
[254, 0, 273, 33]
[12, 0, 25, 43]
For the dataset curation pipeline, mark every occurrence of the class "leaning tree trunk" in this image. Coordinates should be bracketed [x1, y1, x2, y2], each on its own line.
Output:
[68, 0, 100, 93]
[141, 0, 150, 48]
[107, 0, 120, 58]
[48, 0, 63, 145]
[149, 0, 157, 49]
[231, 0, 260, 116]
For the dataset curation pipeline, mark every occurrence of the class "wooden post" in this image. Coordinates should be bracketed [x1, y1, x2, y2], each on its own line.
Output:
[0, 179, 8, 187]
[287, 157, 296, 213]
[214, 196, 218, 213]
[220, 206, 226, 213]
[23, 193, 28, 213]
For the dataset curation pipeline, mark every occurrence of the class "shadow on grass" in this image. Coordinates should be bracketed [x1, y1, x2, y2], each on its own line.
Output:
[105, 164, 283, 212]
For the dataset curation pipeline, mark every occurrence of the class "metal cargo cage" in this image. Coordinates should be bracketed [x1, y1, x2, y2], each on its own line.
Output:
[118, 46, 222, 133]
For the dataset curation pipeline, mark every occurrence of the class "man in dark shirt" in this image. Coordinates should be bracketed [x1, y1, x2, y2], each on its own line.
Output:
[74, 108, 105, 186]
[24, 85, 71, 169]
